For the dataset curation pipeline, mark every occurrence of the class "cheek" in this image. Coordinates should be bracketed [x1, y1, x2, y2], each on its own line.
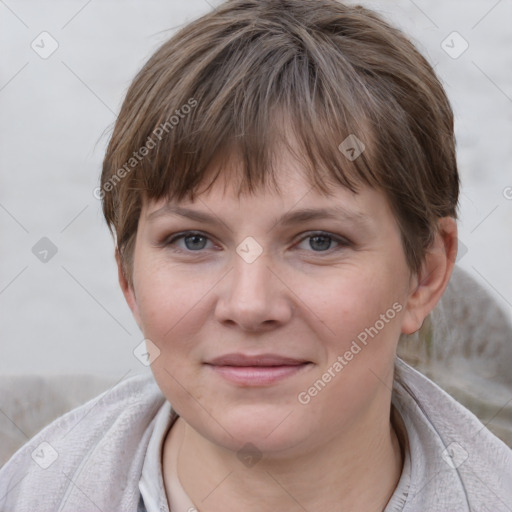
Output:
[134, 259, 213, 336]
[297, 272, 405, 428]
[316, 269, 404, 340]
[134, 263, 212, 412]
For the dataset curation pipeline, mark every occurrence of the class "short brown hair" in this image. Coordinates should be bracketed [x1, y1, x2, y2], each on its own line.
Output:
[100, 0, 459, 288]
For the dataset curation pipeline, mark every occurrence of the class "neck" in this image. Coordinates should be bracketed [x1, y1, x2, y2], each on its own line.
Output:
[164, 403, 404, 512]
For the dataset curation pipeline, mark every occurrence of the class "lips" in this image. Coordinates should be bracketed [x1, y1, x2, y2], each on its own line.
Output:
[205, 353, 312, 386]
[206, 353, 310, 367]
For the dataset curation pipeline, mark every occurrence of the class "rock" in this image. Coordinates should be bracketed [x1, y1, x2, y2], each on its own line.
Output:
[398, 265, 512, 446]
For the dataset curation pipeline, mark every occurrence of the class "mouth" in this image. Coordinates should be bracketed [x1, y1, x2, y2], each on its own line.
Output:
[204, 353, 313, 386]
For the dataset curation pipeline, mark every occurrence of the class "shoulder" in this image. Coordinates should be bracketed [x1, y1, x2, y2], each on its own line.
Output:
[0, 372, 166, 512]
[392, 358, 512, 510]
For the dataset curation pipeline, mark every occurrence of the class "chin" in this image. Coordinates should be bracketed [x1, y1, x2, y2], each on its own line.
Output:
[195, 404, 310, 456]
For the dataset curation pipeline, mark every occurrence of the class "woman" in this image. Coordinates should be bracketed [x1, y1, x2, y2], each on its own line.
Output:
[1, 0, 511, 510]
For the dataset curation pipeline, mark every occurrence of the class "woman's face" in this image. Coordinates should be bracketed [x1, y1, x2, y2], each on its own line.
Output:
[122, 156, 420, 457]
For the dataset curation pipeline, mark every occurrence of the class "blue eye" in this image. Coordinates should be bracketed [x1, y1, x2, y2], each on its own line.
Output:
[296, 232, 350, 252]
[163, 231, 350, 254]
[166, 232, 213, 251]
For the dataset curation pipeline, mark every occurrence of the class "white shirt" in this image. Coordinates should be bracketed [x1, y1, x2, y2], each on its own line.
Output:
[139, 401, 195, 512]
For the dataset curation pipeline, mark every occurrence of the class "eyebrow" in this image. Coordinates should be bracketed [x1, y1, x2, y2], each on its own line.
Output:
[146, 203, 371, 230]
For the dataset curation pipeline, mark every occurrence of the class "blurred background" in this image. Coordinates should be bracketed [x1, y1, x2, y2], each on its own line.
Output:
[1, 0, 512, 458]
[1, 0, 511, 377]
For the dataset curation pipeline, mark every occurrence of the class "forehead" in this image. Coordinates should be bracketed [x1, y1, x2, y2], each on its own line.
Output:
[142, 167, 397, 238]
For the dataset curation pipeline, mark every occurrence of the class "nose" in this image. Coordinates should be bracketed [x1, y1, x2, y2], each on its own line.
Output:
[214, 251, 294, 332]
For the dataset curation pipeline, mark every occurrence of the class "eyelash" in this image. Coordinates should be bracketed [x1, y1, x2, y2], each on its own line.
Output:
[161, 230, 351, 255]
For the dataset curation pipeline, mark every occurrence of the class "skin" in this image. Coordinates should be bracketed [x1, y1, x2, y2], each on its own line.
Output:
[117, 151, 457, 511]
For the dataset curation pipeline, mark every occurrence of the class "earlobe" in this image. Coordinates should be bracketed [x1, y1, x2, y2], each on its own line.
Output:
[115, 247, 142, 329]
[400, 217, 458, 335]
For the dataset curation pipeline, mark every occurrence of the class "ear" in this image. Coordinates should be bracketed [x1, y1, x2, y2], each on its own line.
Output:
[115, 247, 142, 330]
[401, 217, 458, 335]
